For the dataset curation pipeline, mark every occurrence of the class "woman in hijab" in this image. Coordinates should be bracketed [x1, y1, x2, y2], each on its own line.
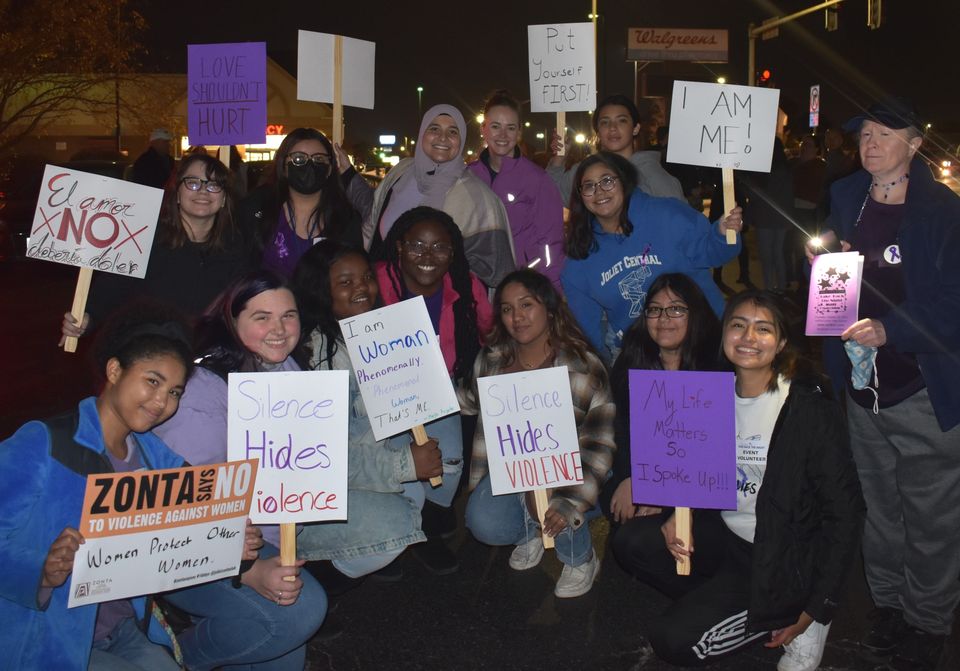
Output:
[353, 104, 516, 288]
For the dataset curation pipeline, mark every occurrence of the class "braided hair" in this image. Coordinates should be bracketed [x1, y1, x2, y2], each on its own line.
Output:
[381, 206, 479, 381]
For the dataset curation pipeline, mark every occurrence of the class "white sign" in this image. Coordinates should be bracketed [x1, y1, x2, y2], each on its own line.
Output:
[339, 296, 459, 441]
[227, 371, 350, 524]
[297, 30, 375, 109]
[666, 81, 780, 173]
[69, 461, 256, 608]
[478, 367, 583, 496]
[627, 27, 728, 62]
[27, 166, 161, 278]
[527, 22, 596, 113]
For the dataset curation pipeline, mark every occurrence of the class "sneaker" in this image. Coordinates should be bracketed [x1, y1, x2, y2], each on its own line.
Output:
[777, 621, 831, 671]
[890, 627, 947, 671]
[411, 537, 459, 575]
[367, 556, 404, 582]
[861, 607, 907, 654]
[508, 536, 544, 571]
[554, 551, 599, 599]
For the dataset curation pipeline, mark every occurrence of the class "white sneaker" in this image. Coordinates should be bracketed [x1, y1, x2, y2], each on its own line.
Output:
[508, 536, 544, 570]
[777, 621, 831, 671]
[554, 551, 599, 598]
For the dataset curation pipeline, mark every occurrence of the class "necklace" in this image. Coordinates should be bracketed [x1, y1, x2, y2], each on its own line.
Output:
[517, 347, 553, 370]
[870, 173, 909, 201]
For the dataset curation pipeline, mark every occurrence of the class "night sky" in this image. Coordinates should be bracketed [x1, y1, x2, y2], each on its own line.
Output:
[140, 0, 959, 152]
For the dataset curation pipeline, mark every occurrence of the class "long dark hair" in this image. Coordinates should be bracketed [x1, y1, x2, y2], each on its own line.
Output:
[194, 270, 305, 377]
[157, 153, 235, 250]
[486, 269, 595, 368]
[720, 289, 800, 392]
[93, 302, 194, 384]
[565, 151, 638, 260]
[610, 273, 719, 402]
[293, 240, 372, 369]
[260, 127, 354, 244]
[381, 206, 478, 380]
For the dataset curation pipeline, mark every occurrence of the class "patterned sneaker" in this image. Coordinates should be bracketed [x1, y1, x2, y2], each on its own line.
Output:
[508, 536, 544, 571]
[554, 551, 600, 599]
[777, 621, 831, 671]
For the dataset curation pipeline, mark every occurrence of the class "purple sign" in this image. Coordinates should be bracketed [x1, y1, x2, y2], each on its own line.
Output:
[805, 252, 863, 336]
[188, 42, 267, 146]
[628, 370, 736, 509]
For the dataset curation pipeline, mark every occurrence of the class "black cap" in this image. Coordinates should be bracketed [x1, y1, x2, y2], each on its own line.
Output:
[843, 96, 924, 134]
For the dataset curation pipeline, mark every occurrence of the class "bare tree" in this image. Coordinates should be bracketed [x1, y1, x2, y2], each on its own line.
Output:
[0, 0, 145, 155]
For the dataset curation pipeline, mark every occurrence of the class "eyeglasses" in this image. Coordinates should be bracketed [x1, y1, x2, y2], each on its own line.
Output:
[579, 175, 619, 197]
[402, 240, 454, 258]
[179, 177, 224, 193]
[644, 305, 689, 319]
[286, 152, 332, 167]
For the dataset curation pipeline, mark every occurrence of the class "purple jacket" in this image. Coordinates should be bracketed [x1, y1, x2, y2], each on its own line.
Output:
[467, 149, 565, 286]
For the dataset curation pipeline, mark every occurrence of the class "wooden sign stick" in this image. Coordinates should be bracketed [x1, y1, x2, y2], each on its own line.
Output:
[280, 522, 297, 583]
[218, 144, 231, 168]
[333, 35, 344, 146]
[533, 488, 555, 549]
[675, 506, 692, 575]
[555, 111, 566, 158]
[721, 167, 737, 245]
[63, 267, 93, 353]
[411, 424, 442, 488]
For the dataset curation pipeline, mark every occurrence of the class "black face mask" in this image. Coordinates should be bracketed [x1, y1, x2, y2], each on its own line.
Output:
[285, 161, 330, 194]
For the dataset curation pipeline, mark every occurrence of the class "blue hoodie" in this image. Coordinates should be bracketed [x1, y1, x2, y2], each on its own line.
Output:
[561, 189, 739, 357]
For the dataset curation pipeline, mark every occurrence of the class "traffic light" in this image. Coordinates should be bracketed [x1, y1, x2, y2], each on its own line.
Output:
[867, 0, 882, 29]
[825, 7, 839, 31]
[757, 69, 772, 86]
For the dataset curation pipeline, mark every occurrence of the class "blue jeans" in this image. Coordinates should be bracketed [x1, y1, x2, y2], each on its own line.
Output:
[420, 412, 463, 508]
[465, 475, 595, 567]
[164, 543, 327, 670]
[89, 616, 180, 670]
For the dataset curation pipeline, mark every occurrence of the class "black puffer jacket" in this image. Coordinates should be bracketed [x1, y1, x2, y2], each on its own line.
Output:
[747, 375, 865, 632]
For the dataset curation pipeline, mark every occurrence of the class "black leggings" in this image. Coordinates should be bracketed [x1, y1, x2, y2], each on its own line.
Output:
[612, 511, 769, 666]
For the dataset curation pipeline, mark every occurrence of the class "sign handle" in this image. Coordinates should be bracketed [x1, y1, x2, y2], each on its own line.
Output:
[411, 424, 442, 488]
[533, 488, 555, 549]
[721, 167, 737, 245]
[555, 111, 566, 158]
[675, 506, 692, 575]
[333, 35, 344, 146]
[280, 522, 297, 583]
[218, 144, 231, 169]
[63, 267, 93, 354]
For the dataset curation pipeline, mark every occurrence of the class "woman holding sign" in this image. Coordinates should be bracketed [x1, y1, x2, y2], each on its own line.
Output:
[293, 240, 442, 580]
[1, 306, 196, 669]
[462, 269, 615, 598]
[377, 206, 494, 574]
[562, 151, 743, 362]
[239, 127, 361, 278]
[152, 271, 327, 670]
[617, 290, 863, 670]
[602, 272, 720, 523]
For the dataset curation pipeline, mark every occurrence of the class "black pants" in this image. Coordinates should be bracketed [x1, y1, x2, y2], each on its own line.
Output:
[612, 511, 768, 666]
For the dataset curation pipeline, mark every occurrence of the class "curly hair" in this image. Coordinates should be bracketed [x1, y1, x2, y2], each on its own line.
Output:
[720, 289, 802, 392]
[194, 270, 305, 378]
[92, 301, 194, 383]
[292, 240, 373, 369]
[157, 153, 235, 250]
[486, 269, 595, 368]
[610, 273, 720, 404]
[380, 206, 479, 380]
[565, 152, 638, 260]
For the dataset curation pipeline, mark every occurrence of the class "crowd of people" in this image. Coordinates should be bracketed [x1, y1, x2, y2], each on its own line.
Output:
[1, 90, 957, 671]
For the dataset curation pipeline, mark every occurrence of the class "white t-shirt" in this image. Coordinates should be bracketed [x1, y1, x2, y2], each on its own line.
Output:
[722, 376, 790, 542]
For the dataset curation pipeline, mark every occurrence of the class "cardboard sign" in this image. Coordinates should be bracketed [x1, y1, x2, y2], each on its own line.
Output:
[629, 370, 736, 509]
[339, 296, 459, 440]
[805, 252, 864, 336]
[188, 42, 267, 146]
[477, 367, 582, 496]
[527, 22, 596, 113]
[666, 81, 780, 172]
[68, 460, 257, 608]
[227, 371, 349, 524]
[26, 166, 161, 278]
[297, 30, 375, 109]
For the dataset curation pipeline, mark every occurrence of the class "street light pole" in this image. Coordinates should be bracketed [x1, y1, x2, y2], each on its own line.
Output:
[747, 0, 845, 85]
[417, 86, 423, 121]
